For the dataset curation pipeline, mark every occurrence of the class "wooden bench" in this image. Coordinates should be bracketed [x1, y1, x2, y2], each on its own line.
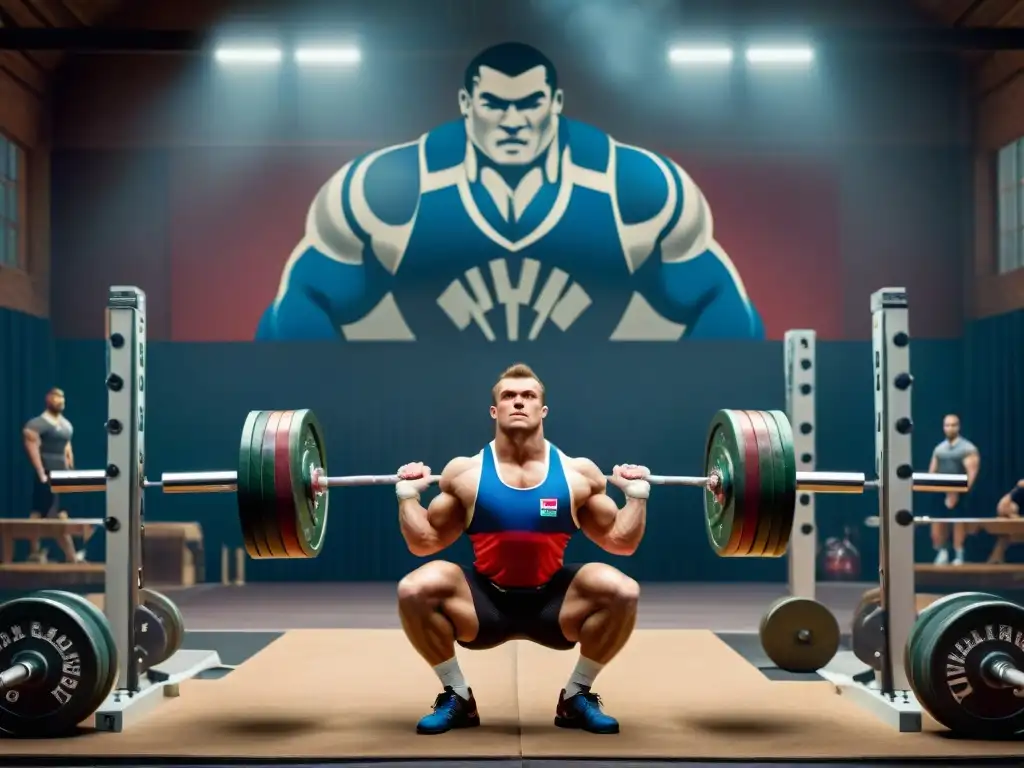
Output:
[144, 522, 205, 587]
[0, 517, 103, 564]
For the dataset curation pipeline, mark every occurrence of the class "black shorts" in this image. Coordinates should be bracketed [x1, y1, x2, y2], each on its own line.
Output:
[457, 564, 582, 651]
[31, 478, 60, 517]
[927, 490, 970, 519]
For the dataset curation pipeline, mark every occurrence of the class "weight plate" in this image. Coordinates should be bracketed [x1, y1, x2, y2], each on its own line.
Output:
[906, 591, 999, 696]
[852, 587, 884, 670]
[0, 595, 107, 737]
[729, 410, 762, 557]
[914, 598, 1024, 738]
[763, 410, 796, 557]
[288, 409, 329, 559]
[238, 410, 273, 558]
[34, 590, 117, 708]
[704, 410, 758, 557]
[134, 604, 168, 675]
[272, 410, 306, 558]
[760, 595, 840, 673]
[259, 411, 290, 557]
[746, 410, 782, 558]
[140, 588, 185, 663]
[741, 411, 770, 557]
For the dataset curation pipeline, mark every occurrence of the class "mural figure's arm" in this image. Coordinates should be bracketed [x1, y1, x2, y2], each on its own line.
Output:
[617, 146, 764, 339]
[256, 161, 372, 339]
[256, 143, 421, 341]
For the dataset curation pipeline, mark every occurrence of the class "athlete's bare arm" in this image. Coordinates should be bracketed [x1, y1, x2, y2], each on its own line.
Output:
[398, 457, 476, 557]
[570, 457, 646, 556]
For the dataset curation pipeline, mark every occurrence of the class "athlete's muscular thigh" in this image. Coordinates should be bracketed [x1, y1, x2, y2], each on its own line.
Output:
[397, 560, 480, 643]
[558, 562, 641, 642]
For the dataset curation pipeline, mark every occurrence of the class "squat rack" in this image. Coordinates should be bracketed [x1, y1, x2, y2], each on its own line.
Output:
[93, 286, 220, 732]
[787, 287, 926, 732]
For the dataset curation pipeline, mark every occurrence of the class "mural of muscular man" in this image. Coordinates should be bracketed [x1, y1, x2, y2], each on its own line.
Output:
[257, 42, 764, 342]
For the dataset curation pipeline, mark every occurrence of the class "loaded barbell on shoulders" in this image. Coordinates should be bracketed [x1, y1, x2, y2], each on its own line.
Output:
[49, 408, 967, 561]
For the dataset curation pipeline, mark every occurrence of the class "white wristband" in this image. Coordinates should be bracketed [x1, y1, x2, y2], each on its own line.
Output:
[395, 480, 421, 502]
[623, 480, 650, 500]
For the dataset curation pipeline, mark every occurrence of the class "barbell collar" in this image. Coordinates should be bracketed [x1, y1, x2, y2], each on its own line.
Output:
[984, 657, 1024, 691]
[0, 660, 38, 692]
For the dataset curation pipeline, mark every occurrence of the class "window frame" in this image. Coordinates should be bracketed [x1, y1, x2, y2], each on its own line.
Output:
[995, 137, 1024, 275]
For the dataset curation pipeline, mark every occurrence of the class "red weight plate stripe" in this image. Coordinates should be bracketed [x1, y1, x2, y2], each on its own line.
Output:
[744, 410, 777, 557]
[261, 411, 290, 558]
[730, 410, 762, 557]
[273, 410, 305, 558]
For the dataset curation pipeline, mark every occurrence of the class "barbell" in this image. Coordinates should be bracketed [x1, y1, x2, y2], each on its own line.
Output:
[49, 408, 967, 560]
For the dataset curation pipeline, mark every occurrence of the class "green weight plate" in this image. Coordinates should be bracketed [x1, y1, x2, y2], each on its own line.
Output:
[238, 410, 273, 558]
[914, 598, 1024, 738]
[906, 591, 999, 697]
[287, 409, 329, 558]
[704, 409, 758, 557]
[237, 411, 262, 558]
[746, 410, 781, 558]
[259, 411, 290, 557]
[140, 588, 185, 663]
[760, 595, 840, 672]
[35, 590, 117, 708]
[763, 410, 797, 557]
[0, 595, 108, 737]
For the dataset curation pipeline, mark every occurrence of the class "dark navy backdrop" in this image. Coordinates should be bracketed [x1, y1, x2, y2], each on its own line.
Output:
[54, 338, 962, 582]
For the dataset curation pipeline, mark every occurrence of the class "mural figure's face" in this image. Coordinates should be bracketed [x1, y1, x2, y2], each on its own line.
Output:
[460, 65, 564, 166]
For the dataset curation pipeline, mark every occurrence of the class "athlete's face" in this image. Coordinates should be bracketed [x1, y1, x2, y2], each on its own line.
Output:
[460, 65, 563, 166]
[490, 377, 547, 434]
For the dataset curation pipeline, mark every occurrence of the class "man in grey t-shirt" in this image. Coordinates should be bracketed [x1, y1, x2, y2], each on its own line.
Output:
[927, 414, 980, 566]
[22, 387, 92, 563]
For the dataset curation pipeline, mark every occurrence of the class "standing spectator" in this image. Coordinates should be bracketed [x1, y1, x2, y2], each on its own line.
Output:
[926, 414, 980, 566]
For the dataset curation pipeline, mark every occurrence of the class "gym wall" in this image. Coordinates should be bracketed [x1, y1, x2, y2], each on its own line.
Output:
[37, 0, 967, 583]
[0, 0, 1007, 582]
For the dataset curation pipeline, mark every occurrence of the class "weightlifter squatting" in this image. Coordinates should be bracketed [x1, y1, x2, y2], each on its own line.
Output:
[395, 363, 649, 735]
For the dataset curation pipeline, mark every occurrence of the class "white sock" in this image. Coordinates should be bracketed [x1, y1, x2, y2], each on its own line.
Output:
[565, 656, 604, 698]
[955, 548, 965, 558]
[433, 656, 470, 700]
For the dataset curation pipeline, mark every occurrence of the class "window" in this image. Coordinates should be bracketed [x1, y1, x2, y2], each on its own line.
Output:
[997, 138, 1024, 274]
[0, 134, 26, 270]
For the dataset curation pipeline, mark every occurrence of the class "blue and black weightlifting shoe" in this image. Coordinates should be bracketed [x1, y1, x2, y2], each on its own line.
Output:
[554, 687, 620, 734]
[416, 686, 480, 734]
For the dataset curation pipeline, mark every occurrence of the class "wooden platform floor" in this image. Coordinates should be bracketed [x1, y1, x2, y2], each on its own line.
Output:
[3, 581, 1024, 766]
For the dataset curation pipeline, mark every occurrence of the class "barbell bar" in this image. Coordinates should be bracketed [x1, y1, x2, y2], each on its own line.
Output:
[52, 468, 968, 495]
[864, 515, 1016, 527]
[46, 407, 968, 560]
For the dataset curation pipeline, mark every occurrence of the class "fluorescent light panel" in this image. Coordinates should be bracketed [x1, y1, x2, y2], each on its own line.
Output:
[214, 46, 283, 64]
[745, 46, 814, 65]
[295, 46, 361, 65]
[669, 46, 734, 64]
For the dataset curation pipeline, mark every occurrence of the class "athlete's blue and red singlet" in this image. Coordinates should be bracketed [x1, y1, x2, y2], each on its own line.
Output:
[466, 441, 579, 588]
